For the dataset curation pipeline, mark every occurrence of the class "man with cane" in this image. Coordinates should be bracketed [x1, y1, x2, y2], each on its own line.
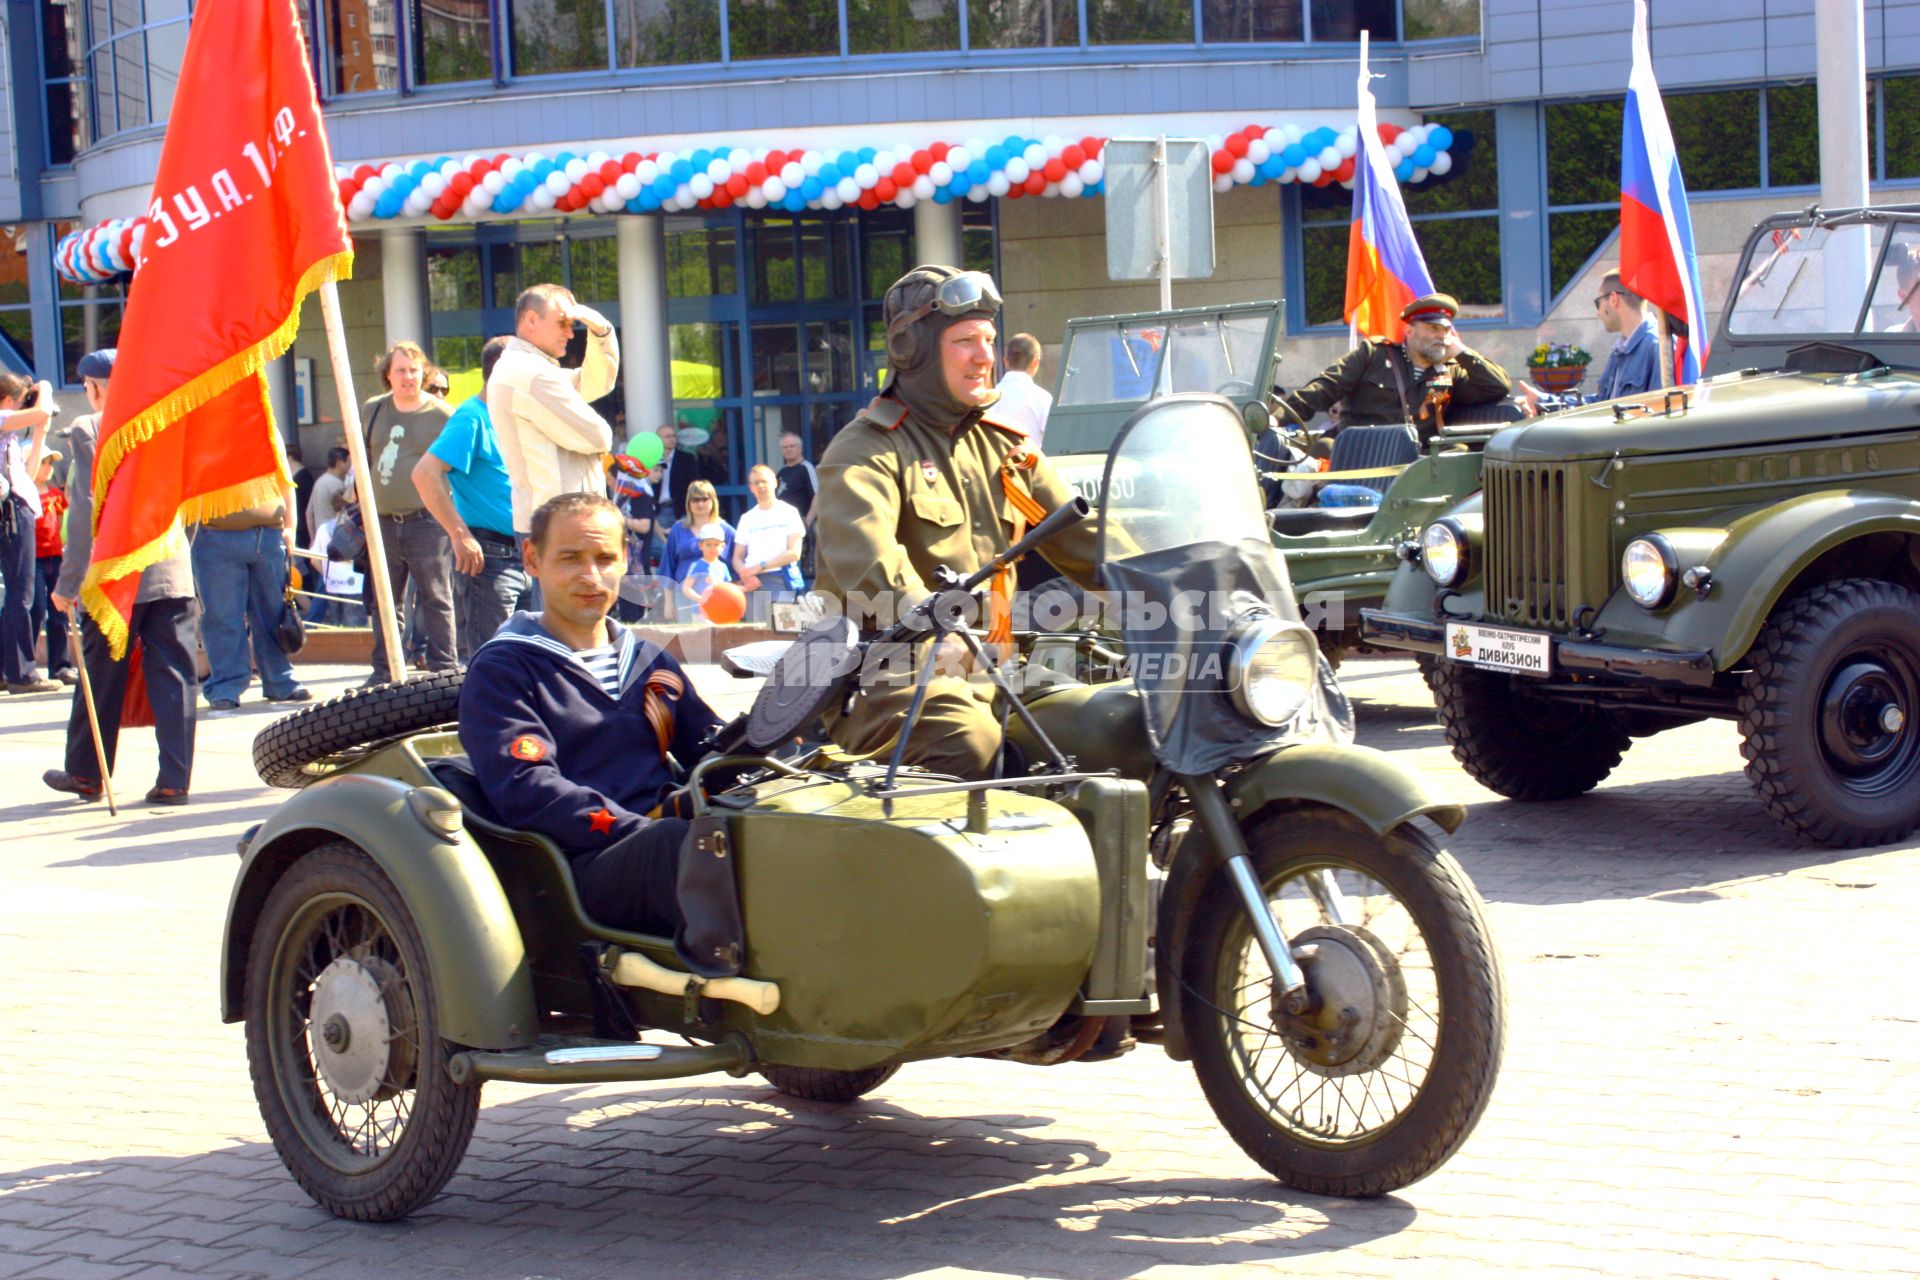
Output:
[43, 349, 200, 806]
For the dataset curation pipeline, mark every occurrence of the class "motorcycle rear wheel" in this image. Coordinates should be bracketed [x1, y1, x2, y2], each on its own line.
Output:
[1180, 808, 1503, 1197]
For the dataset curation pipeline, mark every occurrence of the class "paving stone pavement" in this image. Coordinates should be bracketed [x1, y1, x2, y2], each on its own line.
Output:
[2, 657, 1917, 1280]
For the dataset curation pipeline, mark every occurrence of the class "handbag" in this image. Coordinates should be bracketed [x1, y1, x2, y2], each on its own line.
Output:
[275, 577, 307, 654]
[327, 504, 366, 563]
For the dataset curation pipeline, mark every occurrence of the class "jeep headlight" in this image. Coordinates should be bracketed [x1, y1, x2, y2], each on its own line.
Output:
[1420, 518, 1470, 588]
[1229, 619, 1319, 727]
[1621, 536, 1679, 609]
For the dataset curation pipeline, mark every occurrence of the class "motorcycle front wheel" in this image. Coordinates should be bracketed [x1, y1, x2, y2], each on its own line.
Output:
[1180, 808, 1503, 1197]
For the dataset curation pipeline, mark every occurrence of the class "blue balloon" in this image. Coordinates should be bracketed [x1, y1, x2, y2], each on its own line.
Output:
[1428, 125, 1454, 151]
[1089, 180, 1104, 196]
[433, 155, 451, 168]
[636, 190, 660, 212]
[985, 146, 1007, 169]
[838, 151, 859, 173]
[626, 196, 645, 214]
[819, 163, 842, 186]
[933, 187, 953, 204]
[653, 176, 676, 199]
[554, 151, 575, 167]
[967, 160, 990, 185]
[858, 146, 876, 163]
[1413, 144, 1436, 168]
[1280, 144, 1306, 168]
[1394, 159, 1416, 183]
[670, 159, 692, 182]
[783, 190, 807, 210]
[1003, 134, 1024, 153]
[375, 193, 401, 218]
[1259, 155, 1284, 180]
[691, 148, 712, 169]
[801, 176, 824, 200]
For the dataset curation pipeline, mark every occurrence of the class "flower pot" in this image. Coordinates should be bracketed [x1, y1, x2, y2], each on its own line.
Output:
[1529, 364, 1587, 393]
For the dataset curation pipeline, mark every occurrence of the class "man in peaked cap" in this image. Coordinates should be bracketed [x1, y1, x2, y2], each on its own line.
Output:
[813, 264, 1098, 779]
[1275, 292, 1512, 441]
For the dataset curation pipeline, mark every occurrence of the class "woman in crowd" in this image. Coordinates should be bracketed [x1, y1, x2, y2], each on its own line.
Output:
[656, 480, 735, 617]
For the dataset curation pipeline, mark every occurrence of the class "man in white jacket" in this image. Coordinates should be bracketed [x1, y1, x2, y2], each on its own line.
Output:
[488, 283, 620, 537]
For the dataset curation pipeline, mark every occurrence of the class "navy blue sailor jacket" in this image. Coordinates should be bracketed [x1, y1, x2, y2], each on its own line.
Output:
[458, 613, 723, 856]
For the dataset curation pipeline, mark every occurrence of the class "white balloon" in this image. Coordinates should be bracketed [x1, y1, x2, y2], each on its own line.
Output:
[946, 146, 972, 173]
[729, 148, 751, 170]
[529, 188, 555, 210]
[965, 136, 988, 158]
[1297, 158, 1322, 183]
[745, 188, 768, 209]
[1396, 134, 1420, 158]
[656, 149, 678, 170]
[565, 159, 588, 182]
[1204, 133, 1222, 151]
[1340, 178, 1355, 190]
[545, 171, 570, 196]
[894, 189, 916, 208]
[872, 150, 896, 175]
[707, 158, 730, 182]
[349, 192, 375, 219]
[801, 150, 823, 175]
[1282, 122, 1304, 144]
[1279, 166, 1297, 184]
[967, 184, 989, 202]
[420, 173, 446, 198]
[1005, 158, 1030, 183]
[854, 163, 878, 188]
[1247, 139, 1270, 165]
[1336, 131, 1358, 158]
[764, 177, 787, 201]
[837, 177, 861, 202]
[1024, 142, 1046, 168]
[615, 173, 642, 200]
[587, 150, 610, 167]
[911, 175, 935, 199]
[525, 151, 547, 167]
[690, 174, 714, 199]
[780, 161, 803, 187]
[674, 182, 694, 205]
[1060, 173, 1084, 198]
[1231, 158, 1255, 184]
[1410, 167, 1429, 184]
[821, 191, 843, 210]
[500, 158, 522, 179]
[1043, 180, 1060, 197]
[440, 159, 462, 179]
[929, 161, 953, 186]
[1319, 146, 1340, 170]
[361, 175, 386, 198]
[482, 171, 505, 194]
[1213, 174, 1234, 193]
[1079, 159, 1103, 185]
[1429, 150, 1454, 176]
[1042, 134, 1063, 152]
[637, 160, 660, 184]
[381, 163, 403, 182]
[987, 173, 1011, 197]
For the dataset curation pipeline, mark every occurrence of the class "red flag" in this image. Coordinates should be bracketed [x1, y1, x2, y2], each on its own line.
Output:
[82, 0, 351, 656]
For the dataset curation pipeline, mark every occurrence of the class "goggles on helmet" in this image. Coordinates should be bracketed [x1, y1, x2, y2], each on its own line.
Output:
[887, 271, 1003, 338]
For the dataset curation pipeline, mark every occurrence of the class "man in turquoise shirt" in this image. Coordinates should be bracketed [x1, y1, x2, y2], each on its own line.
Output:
[413, 336, 528, 660]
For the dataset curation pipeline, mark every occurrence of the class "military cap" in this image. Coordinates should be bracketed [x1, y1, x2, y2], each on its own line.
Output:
[1401, 293, 1459, 324]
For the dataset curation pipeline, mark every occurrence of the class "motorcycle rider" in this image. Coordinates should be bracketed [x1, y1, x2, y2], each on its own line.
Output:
[814, 265, 1099, 779]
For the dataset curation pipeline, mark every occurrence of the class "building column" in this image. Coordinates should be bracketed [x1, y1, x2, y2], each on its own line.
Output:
[380, 226, 431, 350]
[913, 200, 964, 269]
[1816, 0, 1871, 326]
[617, 214, 671, 440]
[264, 354, 298, 454]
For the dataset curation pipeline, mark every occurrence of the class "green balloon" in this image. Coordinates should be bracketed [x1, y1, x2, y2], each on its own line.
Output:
[625, 433, 665, 469]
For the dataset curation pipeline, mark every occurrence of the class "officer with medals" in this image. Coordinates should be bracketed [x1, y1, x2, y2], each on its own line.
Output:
[814, 266, 1099, 780]
[1274, 293, 1513, 441]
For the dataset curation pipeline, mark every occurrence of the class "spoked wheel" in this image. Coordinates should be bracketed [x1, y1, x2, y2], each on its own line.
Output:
[1181, 809, 1503, 1197]
[244, 843, 480, 1220]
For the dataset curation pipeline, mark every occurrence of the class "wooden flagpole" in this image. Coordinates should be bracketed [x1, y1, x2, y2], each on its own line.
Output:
[71, 649, 117, 816]
[318, 281, 406, 685]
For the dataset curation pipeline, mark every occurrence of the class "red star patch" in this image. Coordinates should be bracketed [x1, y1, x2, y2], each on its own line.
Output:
[509, 735, 547, 762]
[587, 807, 616, 835]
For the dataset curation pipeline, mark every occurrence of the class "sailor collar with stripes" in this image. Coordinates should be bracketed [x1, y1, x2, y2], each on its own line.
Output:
[484, 611, 652, 699]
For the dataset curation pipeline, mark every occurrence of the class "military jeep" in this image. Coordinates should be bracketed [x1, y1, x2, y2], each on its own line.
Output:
[1042, 300, 1515, 656]
[1361, 204, 1920, 847]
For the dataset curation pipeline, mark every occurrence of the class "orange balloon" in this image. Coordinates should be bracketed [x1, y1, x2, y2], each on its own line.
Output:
[702, 581, 747, 624]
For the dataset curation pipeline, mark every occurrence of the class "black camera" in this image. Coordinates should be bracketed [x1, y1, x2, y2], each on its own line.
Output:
[19, 385, 37, 409]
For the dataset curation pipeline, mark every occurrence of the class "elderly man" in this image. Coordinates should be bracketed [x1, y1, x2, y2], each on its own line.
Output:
[487, 283, 619, 538]
[361, 339, 455, 682]
[1275, 293, 1511, 440]
[815, 265, 1098, 780]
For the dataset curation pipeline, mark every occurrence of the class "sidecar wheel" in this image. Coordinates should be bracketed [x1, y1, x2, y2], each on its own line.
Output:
[760, 1064, 900, 1103]
[1181, 809, 1503, 1197]
[253, 670, 464, 789]
[245, 843, 480, 1220]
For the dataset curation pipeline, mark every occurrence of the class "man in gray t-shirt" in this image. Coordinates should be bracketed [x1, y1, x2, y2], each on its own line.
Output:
[360, 341, 457, 681]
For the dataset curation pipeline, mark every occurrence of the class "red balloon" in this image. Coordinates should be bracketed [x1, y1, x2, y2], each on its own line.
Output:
[930, 141, 950, 161]
[580, 174, 605, 197]
[1334, 157, 1356, 182]
[622, 151, 642, 171]
[494, 153, 512, 166]
[745, 161, 768, 184]
[701, 582, 747, 624]
[858, 189, 881, 210]
[765, 149, 786, 171]
[1023, 172, 1047, 195]
[599, 160, 621, 183]
[1377, 123, 1402, 144]
[469, 159, 492, 178]
[338, 179, 360, 204]
[1225, 133, 1250, 158]
[711, 189, 733, 208]
[449, 172, 474, 196]
[726, 174, 749, 198]
[874, 176, 898, 201]
[1042, 158, 1067, 183]
[1211, 149, 1234, 175]
[1313, 172, 1333, 187]
[352, 164, 376, 184]
[891, 162, 915, 187]
[1062, 144, 1086, 169]
[911, 149, 932, 174]
[1004, 182, 1023, 200]
[1083, 136, 1104, 158]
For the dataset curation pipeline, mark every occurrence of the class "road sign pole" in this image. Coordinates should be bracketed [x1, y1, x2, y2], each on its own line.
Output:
[1154, 135, 1174, 311]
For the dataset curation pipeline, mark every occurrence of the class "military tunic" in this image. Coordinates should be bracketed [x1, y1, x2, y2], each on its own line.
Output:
[814, 393, 1098, 777]
[1276, 339, 1512, 434]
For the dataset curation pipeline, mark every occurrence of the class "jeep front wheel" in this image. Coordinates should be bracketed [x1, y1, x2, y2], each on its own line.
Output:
[1430, 662, 1631, 800]
[1739, 578, 1920, 847]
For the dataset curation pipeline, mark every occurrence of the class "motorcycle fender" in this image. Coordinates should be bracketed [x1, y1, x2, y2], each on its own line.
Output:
[219, 772, 537, 1051]
[1152, 746, 1463, 1062]
[1641, 493, 1920, 668]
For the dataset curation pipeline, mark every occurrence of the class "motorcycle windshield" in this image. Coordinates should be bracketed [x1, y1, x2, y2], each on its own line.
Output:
[1095, 395, 1351, 772]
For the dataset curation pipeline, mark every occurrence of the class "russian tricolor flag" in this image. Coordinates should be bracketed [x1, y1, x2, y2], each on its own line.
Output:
[1619, 0, 1708, 382]
[1346, 37, 1434, 345]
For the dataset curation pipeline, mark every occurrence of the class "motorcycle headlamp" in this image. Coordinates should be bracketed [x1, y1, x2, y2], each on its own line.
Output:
[1420, 518, 1471, 588]
[1621, 536, 1679, 609]
[1228, 618, 1319, 728]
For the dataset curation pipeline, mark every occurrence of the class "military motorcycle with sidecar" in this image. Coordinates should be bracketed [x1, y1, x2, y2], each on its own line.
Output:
[226, 394, 1504, 1222]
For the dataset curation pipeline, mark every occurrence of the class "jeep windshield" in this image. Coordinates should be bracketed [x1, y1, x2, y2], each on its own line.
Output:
[1715, 208, 1920, 373]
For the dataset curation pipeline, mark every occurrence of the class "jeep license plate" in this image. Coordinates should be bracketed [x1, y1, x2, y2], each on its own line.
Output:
[1444, 622, 1552, 677]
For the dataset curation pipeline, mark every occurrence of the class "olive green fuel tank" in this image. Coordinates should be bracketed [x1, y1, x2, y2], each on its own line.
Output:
[1006, 680, 1158, 779]
[716, 774, 1102, 1070]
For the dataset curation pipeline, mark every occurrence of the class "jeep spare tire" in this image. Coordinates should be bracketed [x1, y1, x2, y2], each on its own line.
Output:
[253, 671, 464, 789]
[1430, 662, 1632, 800]
[1739, 578, 1920, 847]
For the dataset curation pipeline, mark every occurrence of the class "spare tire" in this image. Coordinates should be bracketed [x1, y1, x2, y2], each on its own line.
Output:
[253, 671, 464, 789]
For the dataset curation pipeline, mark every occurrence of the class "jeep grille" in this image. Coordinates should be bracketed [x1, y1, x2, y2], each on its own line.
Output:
[1485, 461, 1574, 627]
